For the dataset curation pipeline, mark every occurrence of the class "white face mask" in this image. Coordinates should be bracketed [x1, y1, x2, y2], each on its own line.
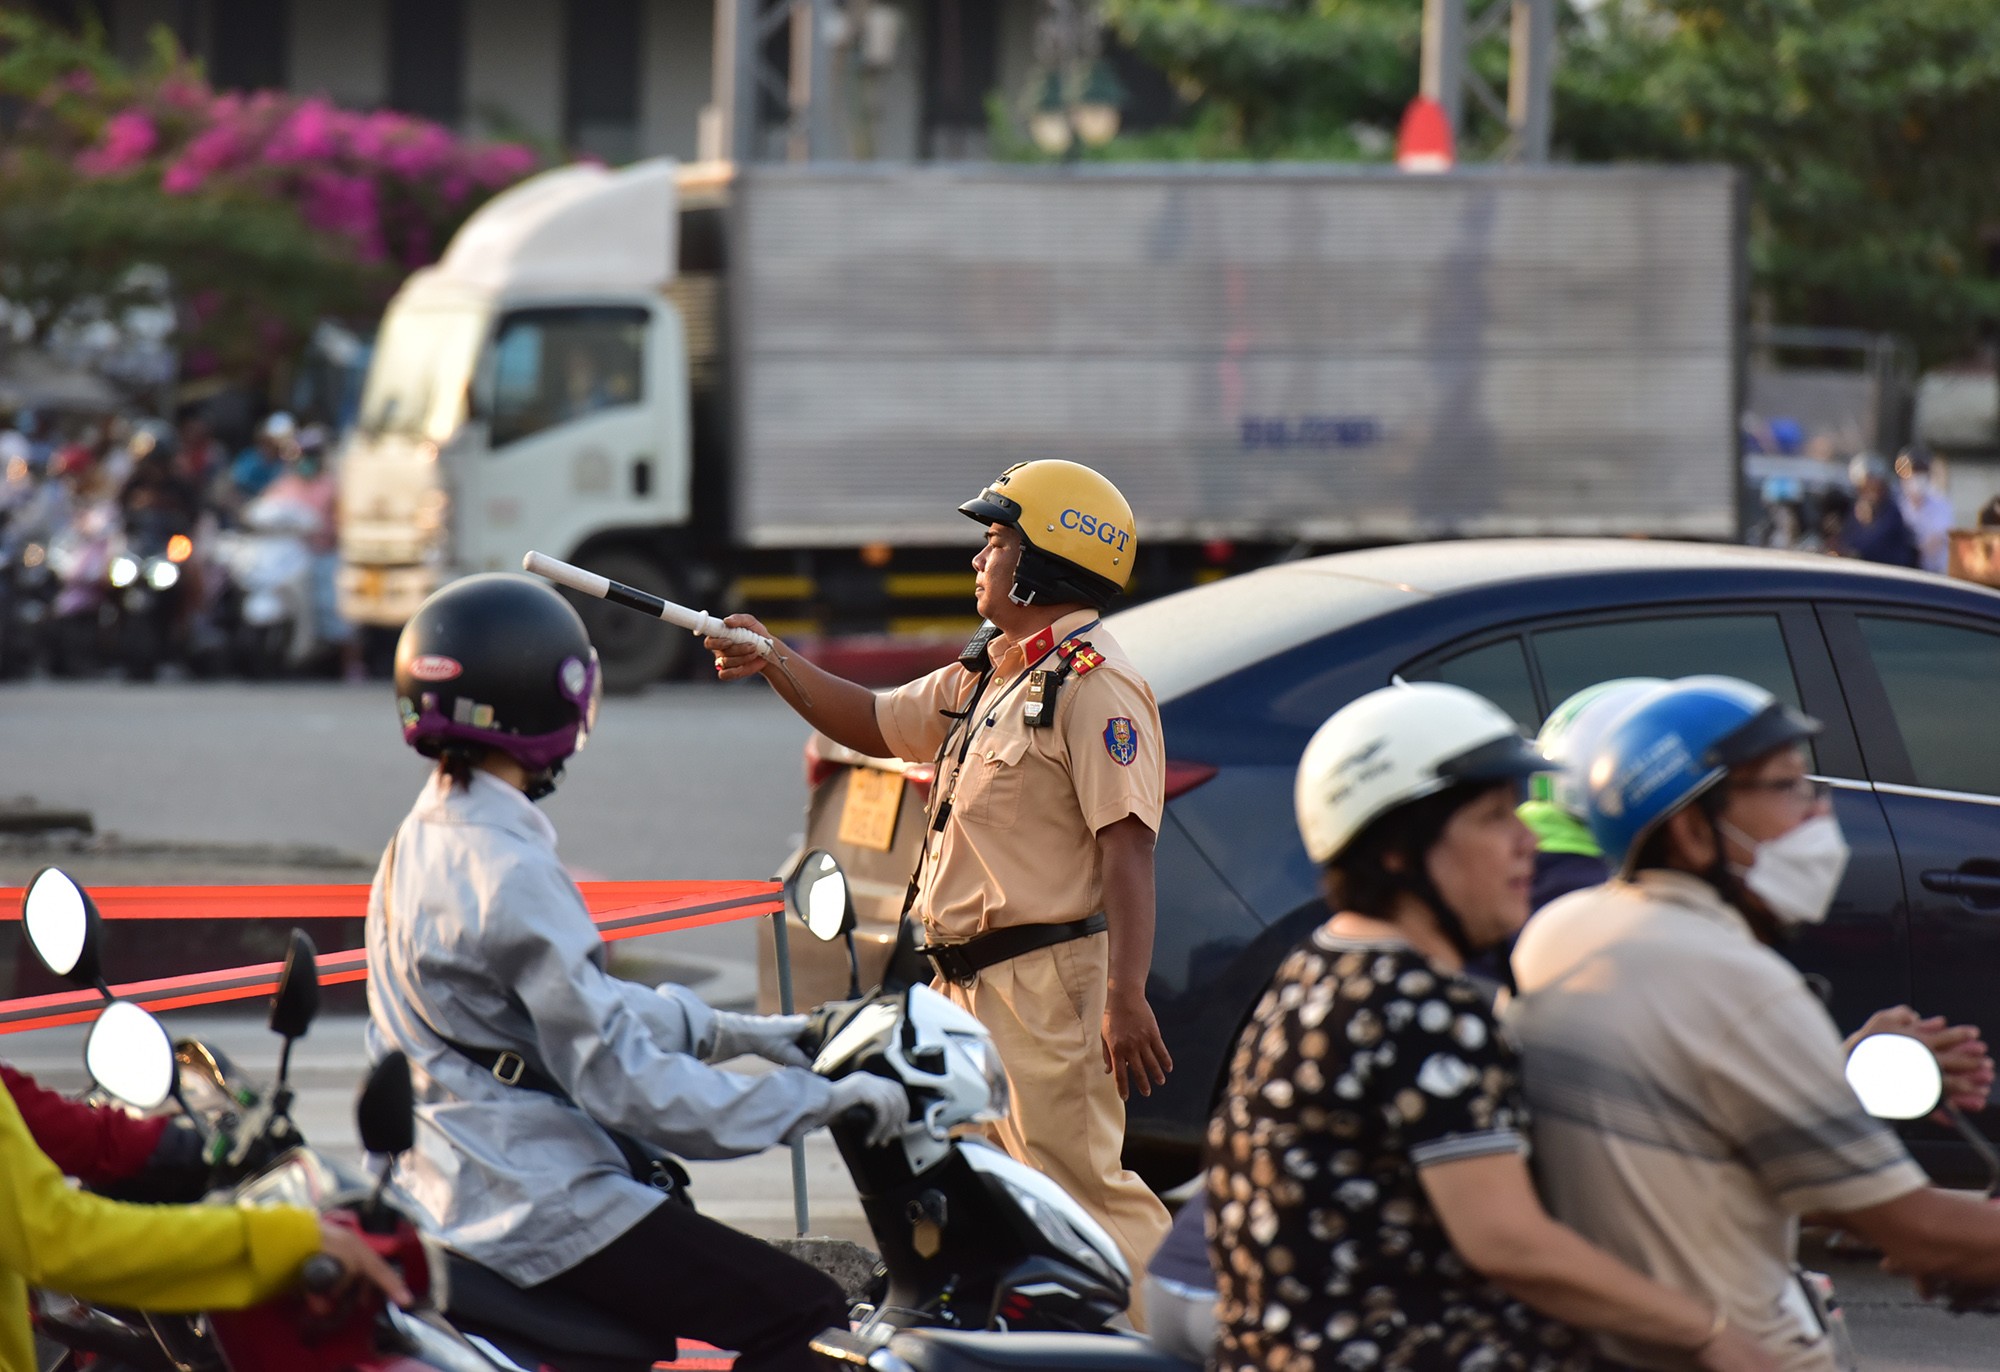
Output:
[1720, 814, 1850, 926]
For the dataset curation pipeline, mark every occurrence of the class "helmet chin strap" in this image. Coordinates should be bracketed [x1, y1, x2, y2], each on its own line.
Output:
[523, 762, 564, 803]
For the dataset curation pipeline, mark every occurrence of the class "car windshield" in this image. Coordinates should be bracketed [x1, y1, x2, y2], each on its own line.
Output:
[358, 304, 487, 441]
[1110, 565, 1421, 702]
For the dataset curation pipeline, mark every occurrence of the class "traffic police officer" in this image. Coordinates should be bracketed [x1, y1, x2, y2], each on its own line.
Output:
[706, 460, 1174, 1323]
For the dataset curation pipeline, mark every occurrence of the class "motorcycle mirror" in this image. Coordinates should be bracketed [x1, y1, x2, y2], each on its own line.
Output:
[21, 866, 104, 989]
[268, 928, 321, 1041]
[357, 1051, 416, 1158]
[1845, 1032, 1944, 1120]
[785, 849, 854, 943]
[85, 1000, 178, 1112]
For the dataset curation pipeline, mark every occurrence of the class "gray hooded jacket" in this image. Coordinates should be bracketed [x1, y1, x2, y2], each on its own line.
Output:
[365, 769, 834, 1284]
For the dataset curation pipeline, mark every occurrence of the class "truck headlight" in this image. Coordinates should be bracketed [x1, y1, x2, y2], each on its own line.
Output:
[109, 556, 139, 588]
[146, 560, 179, 590]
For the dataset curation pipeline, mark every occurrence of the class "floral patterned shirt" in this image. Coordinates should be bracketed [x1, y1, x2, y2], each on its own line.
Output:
[1208, 929, 1596, 1372]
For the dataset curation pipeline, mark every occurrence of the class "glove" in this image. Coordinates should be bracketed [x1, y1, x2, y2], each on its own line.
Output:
[705, 1010, 813, 1068]
[826, 1074, 911, 1148]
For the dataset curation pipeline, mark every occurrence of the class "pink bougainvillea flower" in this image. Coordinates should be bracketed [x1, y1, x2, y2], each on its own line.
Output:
[262, 97, 341, 164]
[348, 109, 409, 162]
[384, 122, 454, 180]
[157, 76, 207, 111]
[78, 110, 159, 176]
[300, 169, 385, 261]
[162, 157, 207, 194]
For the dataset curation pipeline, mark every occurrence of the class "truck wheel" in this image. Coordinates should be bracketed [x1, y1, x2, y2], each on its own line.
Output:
[566, 549, 689, 693]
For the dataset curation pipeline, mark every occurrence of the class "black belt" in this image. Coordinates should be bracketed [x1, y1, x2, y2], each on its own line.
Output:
[435, 1032, 694, 1205]
[920, 912, 1107, 986]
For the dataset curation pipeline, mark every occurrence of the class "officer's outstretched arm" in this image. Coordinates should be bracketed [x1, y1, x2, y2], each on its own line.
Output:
[704, 613, 890, 758]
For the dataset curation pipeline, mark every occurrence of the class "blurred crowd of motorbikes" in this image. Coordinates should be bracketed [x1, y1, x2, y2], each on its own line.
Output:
[0, 408, 362, 683]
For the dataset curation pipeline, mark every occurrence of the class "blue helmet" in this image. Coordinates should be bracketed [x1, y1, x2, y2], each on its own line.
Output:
[1584, 676, 1820, 876]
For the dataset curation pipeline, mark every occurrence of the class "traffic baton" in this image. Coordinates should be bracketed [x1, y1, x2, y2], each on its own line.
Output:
[524, 551, 776, 661]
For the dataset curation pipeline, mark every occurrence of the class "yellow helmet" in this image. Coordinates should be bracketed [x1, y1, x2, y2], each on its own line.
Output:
[959, 460, 1136, 609]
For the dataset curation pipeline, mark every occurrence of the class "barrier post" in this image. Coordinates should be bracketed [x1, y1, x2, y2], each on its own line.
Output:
[771, 909, 811, 1236]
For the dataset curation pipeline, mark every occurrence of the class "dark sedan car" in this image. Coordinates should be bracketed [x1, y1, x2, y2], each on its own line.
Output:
[765, 539, 2000, 1186]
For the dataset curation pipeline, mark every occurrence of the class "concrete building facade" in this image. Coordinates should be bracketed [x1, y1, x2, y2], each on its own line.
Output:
[85, 0, 1039, 163]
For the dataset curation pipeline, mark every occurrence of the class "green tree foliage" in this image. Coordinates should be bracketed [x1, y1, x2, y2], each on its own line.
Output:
[1558, 0, 2000, 363]
[1091, 0, 2000, 359]
[1101, 0, 1419, 154]
[0, 13, 539, 379]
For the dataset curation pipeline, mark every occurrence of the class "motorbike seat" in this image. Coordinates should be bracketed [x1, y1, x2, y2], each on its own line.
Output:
[444, 1253, 664, 1365]
[887, 1329, 1198, 1372]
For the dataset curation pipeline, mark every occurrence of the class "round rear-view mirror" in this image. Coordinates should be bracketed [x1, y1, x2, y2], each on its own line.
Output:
[1846, 1032, 1943, 1121]
[357, 1051, 417, 1158]
[268, 928, 321, 1040]
[22, 867, 103, 987]
[785, 849, 853, 943]
[85, 1001, 178, 1112]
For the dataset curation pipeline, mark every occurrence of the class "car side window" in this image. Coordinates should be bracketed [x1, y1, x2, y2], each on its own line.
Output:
[1531, 613, 1805, 714]
[1855, 616, 2000, 798]
[1408, 637, 1540, 731]
[488, 307, 648, 449]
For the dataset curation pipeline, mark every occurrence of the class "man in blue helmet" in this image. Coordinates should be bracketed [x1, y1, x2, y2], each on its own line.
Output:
[1510, 676, 2000, 1372]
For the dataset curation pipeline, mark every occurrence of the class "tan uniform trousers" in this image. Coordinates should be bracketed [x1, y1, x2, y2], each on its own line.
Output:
[939, 933, 1171, 1330]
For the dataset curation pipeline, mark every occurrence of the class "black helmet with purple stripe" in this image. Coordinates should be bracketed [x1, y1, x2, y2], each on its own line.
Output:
[394, 573, 601, 796]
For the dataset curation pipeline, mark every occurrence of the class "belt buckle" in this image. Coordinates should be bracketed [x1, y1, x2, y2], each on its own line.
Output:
[491, 1051, 527, 1087]
[928, 943, 976, 987]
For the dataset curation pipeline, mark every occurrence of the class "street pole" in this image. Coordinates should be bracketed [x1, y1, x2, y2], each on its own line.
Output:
[1507, 0, 1554, 163]
[1420, 0, 1465, 152]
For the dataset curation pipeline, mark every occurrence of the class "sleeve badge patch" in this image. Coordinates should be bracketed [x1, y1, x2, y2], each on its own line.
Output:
[1103, 717, 1139, 766]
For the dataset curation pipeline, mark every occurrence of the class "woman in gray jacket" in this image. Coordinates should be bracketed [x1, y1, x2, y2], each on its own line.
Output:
[367, 573, 907, 1372]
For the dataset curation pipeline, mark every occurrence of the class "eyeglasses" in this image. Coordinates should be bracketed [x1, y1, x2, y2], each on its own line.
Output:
[1729, 776, 1832, 805]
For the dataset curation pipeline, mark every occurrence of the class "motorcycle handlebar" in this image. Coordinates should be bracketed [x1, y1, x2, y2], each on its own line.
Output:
[300, 1254, 343, 1294]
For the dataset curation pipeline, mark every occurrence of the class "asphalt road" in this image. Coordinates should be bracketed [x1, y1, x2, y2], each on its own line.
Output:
[0, 678, 812, 963]
[2, 679, 1993, 1364]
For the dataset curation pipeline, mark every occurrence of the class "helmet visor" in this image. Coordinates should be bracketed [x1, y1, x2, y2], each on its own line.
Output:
[1708, 701, 1819, 771]
[1437, 732, 1553, 787]
[958, 487, 1022, 528]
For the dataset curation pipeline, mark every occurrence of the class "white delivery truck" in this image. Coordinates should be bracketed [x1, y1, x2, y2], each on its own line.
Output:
[337, 159, 1745, 688]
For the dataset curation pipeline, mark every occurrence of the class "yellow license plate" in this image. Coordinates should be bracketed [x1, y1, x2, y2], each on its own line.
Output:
[359, 566, 385, 601]
[837, 766, 906, 853]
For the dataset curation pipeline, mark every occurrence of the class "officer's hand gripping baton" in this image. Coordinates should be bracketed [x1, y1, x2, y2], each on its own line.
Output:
[522, 551, 813, 704]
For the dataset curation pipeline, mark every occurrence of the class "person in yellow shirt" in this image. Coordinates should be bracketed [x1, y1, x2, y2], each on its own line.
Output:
[0, 1082, 408, 1372]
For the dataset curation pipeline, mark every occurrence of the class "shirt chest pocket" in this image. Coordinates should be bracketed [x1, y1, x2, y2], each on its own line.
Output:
[956, 731, 1033, 830]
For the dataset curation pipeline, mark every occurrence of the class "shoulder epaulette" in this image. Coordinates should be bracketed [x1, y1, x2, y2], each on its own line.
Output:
[1057, 637, 1105, 677]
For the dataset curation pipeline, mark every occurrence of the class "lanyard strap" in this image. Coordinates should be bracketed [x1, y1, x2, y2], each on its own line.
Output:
[897, 620, 1098, 923]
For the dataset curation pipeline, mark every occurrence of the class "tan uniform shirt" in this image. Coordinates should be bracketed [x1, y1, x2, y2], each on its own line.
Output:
[1508, 870, 1926, 1372]
[875, 608, 1164, 943]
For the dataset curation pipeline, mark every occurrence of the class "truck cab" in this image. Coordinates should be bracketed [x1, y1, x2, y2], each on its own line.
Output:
[338, 159, 715, 687]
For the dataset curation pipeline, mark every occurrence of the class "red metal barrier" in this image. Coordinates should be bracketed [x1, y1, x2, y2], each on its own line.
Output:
[0, 881, 781, 1034]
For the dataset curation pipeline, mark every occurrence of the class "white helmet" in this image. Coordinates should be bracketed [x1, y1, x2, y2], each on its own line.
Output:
[1296, 682, 1550, 866]
[1531, 678, 1666, 819]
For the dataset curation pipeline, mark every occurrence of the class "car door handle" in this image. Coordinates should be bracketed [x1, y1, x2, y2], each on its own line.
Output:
[1920, 869, 2000, 898]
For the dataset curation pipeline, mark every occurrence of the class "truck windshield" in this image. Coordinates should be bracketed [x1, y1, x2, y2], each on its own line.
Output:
[358, 305, 486, 441]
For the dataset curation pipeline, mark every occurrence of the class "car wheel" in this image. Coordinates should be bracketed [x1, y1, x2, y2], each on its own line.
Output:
[562, 548, 689, 694]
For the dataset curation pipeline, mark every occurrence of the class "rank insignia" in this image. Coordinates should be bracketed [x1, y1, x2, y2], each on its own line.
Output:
[1103, 716, 1139, 766]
